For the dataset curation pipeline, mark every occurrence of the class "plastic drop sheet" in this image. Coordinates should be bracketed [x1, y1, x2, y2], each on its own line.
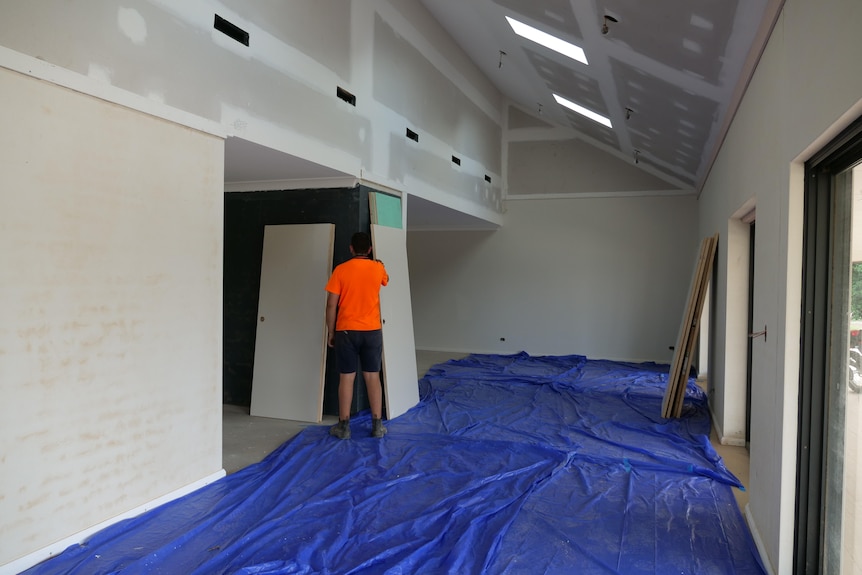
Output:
[22, 353, 766, 574]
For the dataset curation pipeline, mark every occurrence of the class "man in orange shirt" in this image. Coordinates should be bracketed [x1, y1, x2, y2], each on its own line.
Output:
[325, 232, 389, 439]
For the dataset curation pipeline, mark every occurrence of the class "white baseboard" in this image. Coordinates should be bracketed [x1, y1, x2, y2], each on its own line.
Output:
[720, 435, 747, 447]
[415, 347, 665, 364]
[707, 401, 747, 446]
[745, 503, 775, 575]
[0, 469, 226, 575]
[415, 346, 494, 355]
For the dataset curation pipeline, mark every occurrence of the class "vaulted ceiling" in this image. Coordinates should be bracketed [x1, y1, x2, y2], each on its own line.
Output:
[224, 1, 785, 228]
[420, 0, 783, 191]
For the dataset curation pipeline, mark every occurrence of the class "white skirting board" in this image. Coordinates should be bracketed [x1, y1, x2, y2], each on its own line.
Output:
[745, 503, 775, 575]
[0, 470, 226, 575]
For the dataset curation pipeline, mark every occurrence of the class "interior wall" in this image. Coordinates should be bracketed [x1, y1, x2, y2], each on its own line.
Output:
[408, 194, 698, 361]
[0, 1, 507, 567]
[0, 0, 504, 225]
[0, 68, 224, 567]
[696, 0, 862, 569]
[507, 139, 673, 196]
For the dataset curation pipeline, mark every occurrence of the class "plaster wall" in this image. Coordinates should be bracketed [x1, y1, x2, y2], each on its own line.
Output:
[409, 194, 698, 362]
[0, 1, 506, 569]
[697, 0, 862, 570]
[507, 139, 672, 196]
[0, 0, 503, 222]
[0, 68, 224, 568]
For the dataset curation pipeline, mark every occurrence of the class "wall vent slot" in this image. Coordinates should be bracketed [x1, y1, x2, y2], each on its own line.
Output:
[336, 87, 356, 106]
[451, 155, 461, 166]
[214, 15, 249, 46]
[406, 128, 419, 142]
[485, 174, 492, 183]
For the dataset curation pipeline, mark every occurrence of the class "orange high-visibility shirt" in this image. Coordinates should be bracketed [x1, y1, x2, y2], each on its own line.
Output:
[325, 257, 389, 330]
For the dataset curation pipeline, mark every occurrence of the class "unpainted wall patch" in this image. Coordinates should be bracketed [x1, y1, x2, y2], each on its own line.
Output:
[87, 63, 113, 84]
[337, 87, 356, 106]
[118, 8, 147, 45]
[214, 14, 249, 46]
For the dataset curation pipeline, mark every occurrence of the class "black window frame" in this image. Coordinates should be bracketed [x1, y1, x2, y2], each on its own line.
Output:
[796, 115, 862, 574]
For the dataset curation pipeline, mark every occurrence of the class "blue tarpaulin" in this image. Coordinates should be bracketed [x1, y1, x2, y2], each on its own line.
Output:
[22, 353, 766, 574]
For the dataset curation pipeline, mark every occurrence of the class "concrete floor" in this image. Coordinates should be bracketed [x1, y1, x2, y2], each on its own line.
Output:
[711, 425, 750, 512]
[222, 404, 338, 474]
[222, 351, 464, 474]
[223, 350, 750, 515]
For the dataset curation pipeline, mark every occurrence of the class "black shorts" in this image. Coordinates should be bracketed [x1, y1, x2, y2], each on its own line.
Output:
[334, 329, 383, 374]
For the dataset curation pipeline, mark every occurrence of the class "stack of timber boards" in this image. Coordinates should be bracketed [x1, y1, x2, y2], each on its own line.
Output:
[662, 234, 718, 419]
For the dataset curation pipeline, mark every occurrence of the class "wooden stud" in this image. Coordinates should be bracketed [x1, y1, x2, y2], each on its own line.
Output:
[663, 234, 718, 418]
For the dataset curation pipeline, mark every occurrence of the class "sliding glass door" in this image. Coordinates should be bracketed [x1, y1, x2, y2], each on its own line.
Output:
[842, 163, 862, 574]
[797, 118, 862, 575]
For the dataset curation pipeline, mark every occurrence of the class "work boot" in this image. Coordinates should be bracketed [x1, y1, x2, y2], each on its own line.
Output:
[329, 418, 351, 440]
[371, 418, 387, 438]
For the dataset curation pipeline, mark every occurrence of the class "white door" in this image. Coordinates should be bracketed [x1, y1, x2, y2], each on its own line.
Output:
[371, 224, 419, 419]
[250, 224, 334, 422]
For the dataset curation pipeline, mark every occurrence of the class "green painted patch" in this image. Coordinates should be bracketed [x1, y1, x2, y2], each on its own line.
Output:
[371, 192, 402, 228]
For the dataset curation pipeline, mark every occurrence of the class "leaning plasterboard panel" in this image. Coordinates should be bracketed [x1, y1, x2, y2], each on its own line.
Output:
[250, 224, 334, 422]
[371, 224, 420, 419]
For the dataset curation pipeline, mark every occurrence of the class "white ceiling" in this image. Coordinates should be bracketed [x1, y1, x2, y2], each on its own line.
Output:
[224, 138, 348, 183]
[419, 0, 782, 191]
[224, 0, 784, 228]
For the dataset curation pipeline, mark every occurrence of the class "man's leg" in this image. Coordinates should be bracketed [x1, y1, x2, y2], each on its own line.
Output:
[330, 331, 357, 439]
[362, 371, 383, 419]
[364, 370, 387, 437]
[329, 371, 356, 439]
[338, 372, 356, 421]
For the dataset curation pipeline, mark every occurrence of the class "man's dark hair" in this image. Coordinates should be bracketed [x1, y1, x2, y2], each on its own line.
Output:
[351, 232, 372, 255]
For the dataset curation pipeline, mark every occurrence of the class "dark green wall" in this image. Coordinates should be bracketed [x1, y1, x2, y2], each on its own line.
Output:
[223, 186, 371, 415]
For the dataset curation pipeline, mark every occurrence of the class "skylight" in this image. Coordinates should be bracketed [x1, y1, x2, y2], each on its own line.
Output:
[505, 16, 588, 65]
[553, 94, 612, 128]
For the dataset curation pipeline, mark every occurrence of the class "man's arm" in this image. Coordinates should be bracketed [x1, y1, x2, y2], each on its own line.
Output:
[325, 291, 339, 347]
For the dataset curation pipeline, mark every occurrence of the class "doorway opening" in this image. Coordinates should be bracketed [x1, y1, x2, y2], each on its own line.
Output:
[718, 205, 756, 447]
[743, 210, 756, 451]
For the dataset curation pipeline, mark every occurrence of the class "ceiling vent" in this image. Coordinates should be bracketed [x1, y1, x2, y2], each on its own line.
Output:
[336, 87, 356, 106]
[214, 15, 249, 46]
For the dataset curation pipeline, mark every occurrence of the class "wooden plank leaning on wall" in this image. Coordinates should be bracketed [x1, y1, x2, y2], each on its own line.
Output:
[662, 234, 718, 419]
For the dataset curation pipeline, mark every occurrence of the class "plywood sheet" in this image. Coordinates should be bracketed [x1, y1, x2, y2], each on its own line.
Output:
[662, 237, 709, 415]
[250, 224, 334, 422]
[371, 224, 419, 419]
[662, 234, 718, 418]
[672, 235, 718, 417]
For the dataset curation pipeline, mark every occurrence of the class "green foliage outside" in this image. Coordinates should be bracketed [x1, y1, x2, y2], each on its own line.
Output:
[853, 262, 862, 321]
